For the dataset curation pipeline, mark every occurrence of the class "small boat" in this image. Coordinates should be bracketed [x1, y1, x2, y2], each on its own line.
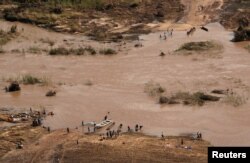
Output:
[84, 121, 96, 126]
[95, 120, 114, 129]
[12, 117, 22, 123]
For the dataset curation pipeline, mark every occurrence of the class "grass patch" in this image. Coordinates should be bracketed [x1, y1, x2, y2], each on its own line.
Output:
[0, 25, 18, 45]
[176, 41, 221, 52]
[0, 30, 12, 45]
[99, 48, 117, 55]
[245, 44, 250, 53]
[175, 41, 223, 57]
[224, 93, 246, 107]
[28, 46, 42, 54]
[49, 47, 69, 55]
[49, 46, 96, 55]
[144, 81, 165, 97]
[0, 47, 5, 54]
[3, 74, 51, 85]
[40, 38, 55, 46]
[85, 46, 96, 55]
[21, 74, 42, 84]
[172, 91, 220, 106]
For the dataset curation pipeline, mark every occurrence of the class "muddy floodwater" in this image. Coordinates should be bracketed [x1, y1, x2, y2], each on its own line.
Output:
[1, 22, 250, 146]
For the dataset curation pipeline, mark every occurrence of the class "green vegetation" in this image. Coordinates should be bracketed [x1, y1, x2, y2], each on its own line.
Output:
[40, 38, 55, 47]
[176, 41, 217, 51]
[49, 46, 97, 55]
[245, 44, 250, 53]
[49, 47, 70, 55]
[172, 91, 220, 106]
[3, 74, 51, 85]
[0, 47, 5, 54]
[0, 30, 12, 45]
[85, 46, 97, 55]
[28, 46, 42, 54]
[224, 93, 246, 107]
[144, 81, 165, 97]
[21, 74, 42, 85]
[0, 25, 18, 45]
[99, 48, 117, 55]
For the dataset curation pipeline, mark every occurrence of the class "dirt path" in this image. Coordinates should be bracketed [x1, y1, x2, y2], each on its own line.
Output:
[180, 0, 224, 25]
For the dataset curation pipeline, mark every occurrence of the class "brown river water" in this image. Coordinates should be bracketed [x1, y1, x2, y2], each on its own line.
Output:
[1, 21, 250, 146]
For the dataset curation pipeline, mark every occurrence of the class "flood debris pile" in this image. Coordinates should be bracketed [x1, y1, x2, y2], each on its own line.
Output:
[99, 48, 117, 55]
[49, 46, 98, 56]
[0, 108, 46, 124]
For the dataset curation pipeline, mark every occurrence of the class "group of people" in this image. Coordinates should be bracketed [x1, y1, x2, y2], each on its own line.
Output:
[159, 28, 174, 40]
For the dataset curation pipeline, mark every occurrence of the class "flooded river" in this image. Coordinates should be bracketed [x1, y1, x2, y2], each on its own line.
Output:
[1, 22, 250, 146]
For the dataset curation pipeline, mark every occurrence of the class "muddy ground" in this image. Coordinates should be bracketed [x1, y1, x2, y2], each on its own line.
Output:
[0, 124, 209, 163]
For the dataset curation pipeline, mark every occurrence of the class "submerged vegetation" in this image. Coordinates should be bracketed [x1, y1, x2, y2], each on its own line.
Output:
[99, 48, 117, 55]
[49, 47, 94, 55]
[176, 41, 218, 51]
[3, 74, 51, 85]
[224, 93, 246, 107]
[144, 81, 165, 97]
[48, 46, 117, 56]
[172, 91, 220, 106]
[0, 25, 18, 46]
[245, 44, 250, 53]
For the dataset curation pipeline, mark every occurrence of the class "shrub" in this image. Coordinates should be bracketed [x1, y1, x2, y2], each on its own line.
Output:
[99, 48, 117, 55]
[21, 74, 41, 85]
[0, 47, 5, 54]
[144, 81, 165, 97]
[0, 30, 11, 45]
[28, 46, 41, 54]
[72, 47, 85, 55]
[49, 47, 69, 55]
[173, 91, 220, 106]
[176, 41, 216, 51]
[224, 94, 246, 107]
[85, 46, 96, 55]
[10, 25, 17, 33]
[245, 44, 250, 53]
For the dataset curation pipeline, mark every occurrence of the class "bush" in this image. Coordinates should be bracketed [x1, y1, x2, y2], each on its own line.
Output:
[144, 81, 165, 97]
[177, 41, 216, 51]
[0, 30, 12, 45]
[72, 47, 85, 55]
[85, 46, 96, 55]
[49, 47, 69, 55]
[10, 25, 17, 33]
[245, 44, 250, 53]
[28, 46, 41, 54]
[173, 91, 220, 106]
[0, 47, 5, 54]
[99, 48, 117, 55]
[21, 74, 41, 85]
[224, 94, 246, 107]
